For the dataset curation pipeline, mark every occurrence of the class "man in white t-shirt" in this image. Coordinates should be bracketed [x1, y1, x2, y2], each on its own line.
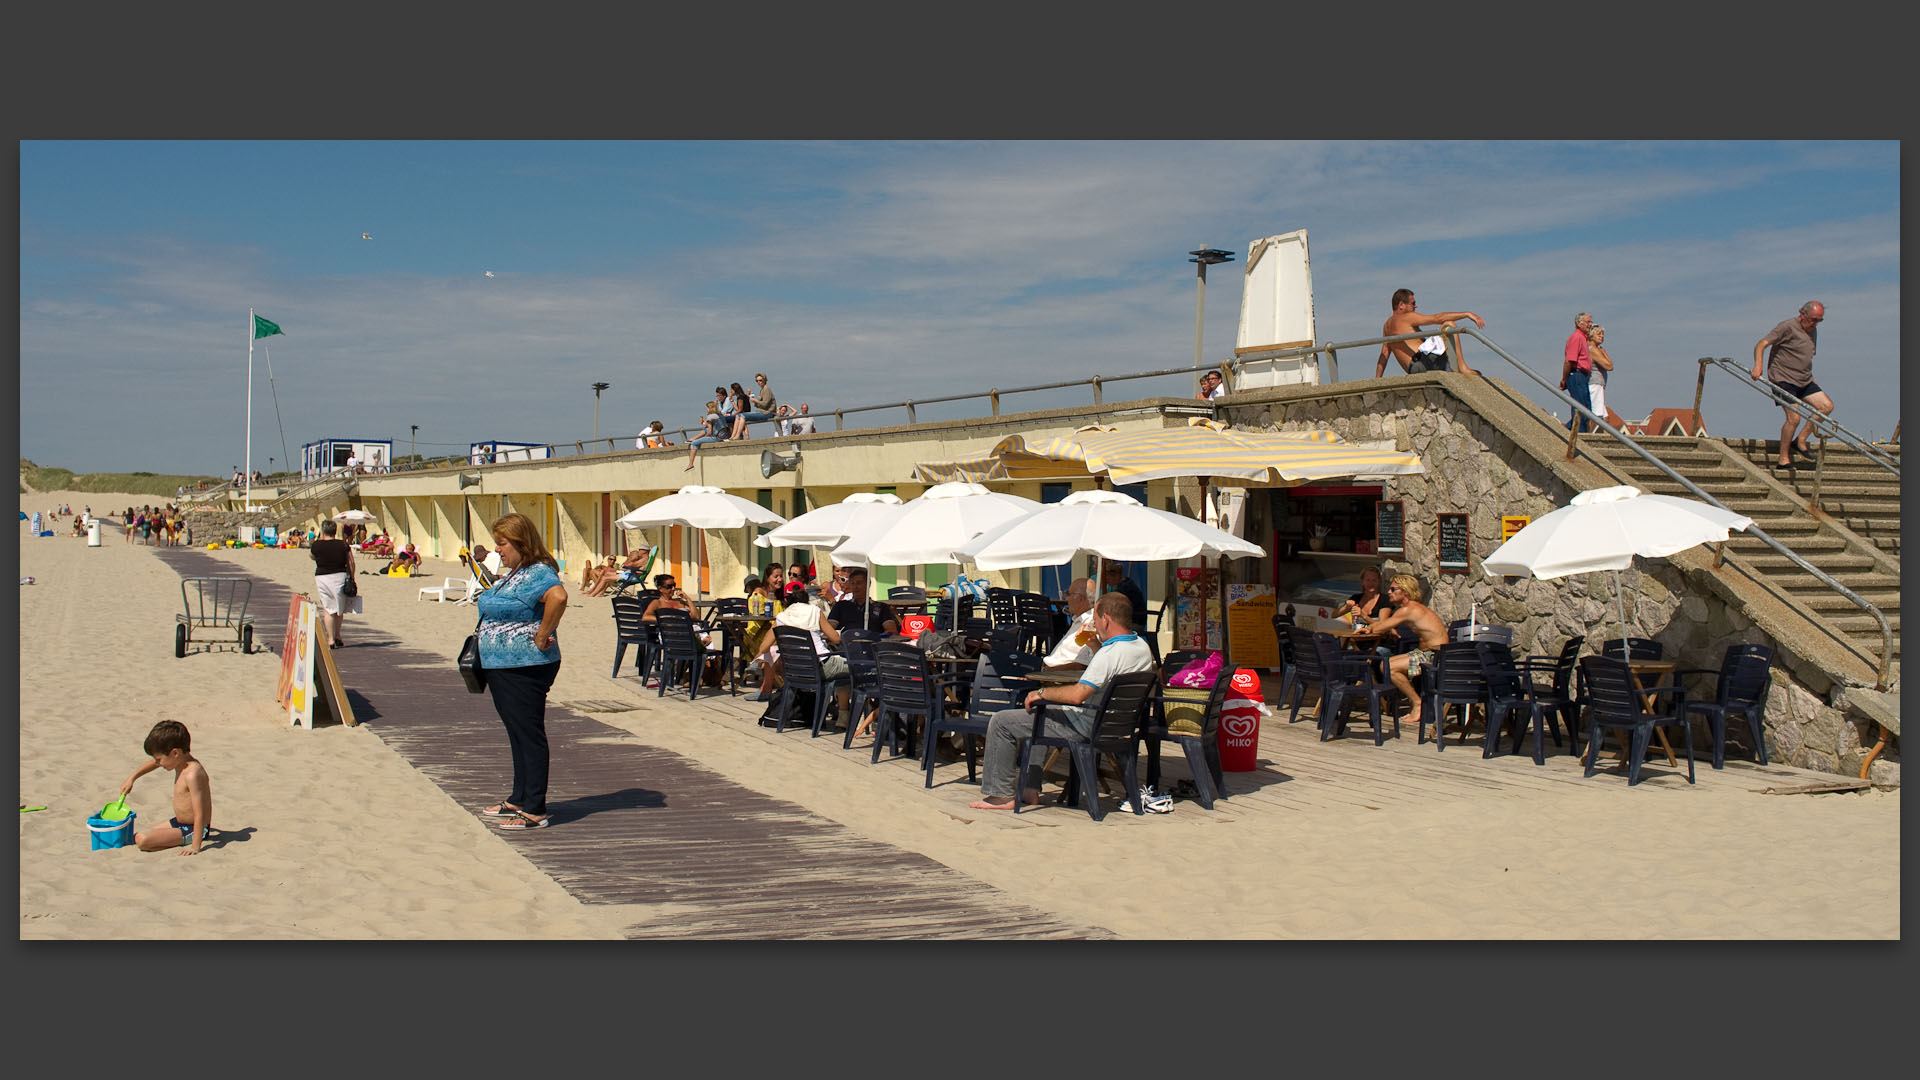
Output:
[346, 453, 360, 475]
[1042, 577, 1097, 669]
[969, 593, 1156, 810]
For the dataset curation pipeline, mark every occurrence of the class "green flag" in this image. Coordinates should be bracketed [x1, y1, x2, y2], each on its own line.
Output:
[253, 314, 284, 340]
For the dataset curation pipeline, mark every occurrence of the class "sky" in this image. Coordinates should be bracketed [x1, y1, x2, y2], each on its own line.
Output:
[18, 140, 1900, 476]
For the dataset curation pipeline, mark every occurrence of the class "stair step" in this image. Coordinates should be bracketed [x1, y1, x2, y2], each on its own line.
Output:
[1741, 553, 1882, 574]
[1795, 591, 1900, 615]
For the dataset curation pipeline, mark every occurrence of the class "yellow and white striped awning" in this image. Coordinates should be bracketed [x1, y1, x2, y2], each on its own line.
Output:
[913, 419, 1424, 486]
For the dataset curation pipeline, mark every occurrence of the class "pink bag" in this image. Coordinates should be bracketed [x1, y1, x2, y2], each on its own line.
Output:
[1168, 651, 1223, 688]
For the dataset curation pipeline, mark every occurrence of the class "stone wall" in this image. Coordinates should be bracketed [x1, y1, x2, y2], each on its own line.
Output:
[1230, 386, 1899, 788]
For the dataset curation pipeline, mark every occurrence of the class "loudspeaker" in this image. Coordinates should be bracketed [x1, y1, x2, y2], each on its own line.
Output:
[457, 472, 483, 490]
[760, 448, 801, 479]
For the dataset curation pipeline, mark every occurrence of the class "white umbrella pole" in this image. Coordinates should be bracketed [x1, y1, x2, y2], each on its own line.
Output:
[1614, 568, 1630, 655]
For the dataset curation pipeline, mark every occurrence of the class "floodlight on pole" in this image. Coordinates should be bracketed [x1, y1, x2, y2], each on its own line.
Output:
[410, 424, 418, 467]
[1188, 245, 1235, 371]
[591, 381, 611, 441]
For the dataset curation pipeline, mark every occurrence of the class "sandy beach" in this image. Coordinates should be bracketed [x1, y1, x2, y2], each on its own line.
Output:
[18, 490, 1900, 939]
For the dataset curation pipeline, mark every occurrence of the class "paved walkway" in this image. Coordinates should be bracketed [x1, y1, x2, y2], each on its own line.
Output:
[155, 549, 1110, 940]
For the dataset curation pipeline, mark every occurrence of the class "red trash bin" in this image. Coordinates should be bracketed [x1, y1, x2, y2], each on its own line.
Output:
[1217, 667, 1262, 771]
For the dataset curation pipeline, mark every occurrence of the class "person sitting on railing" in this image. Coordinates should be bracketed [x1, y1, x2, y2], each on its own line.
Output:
[1376, 288, 1483, 377]
[636, 420, 671, 449]
[732, 373, 779, 439]
[685, 392, 730, 470]
[1752, 300, 1832, 469]
[776, 402, 816, 436]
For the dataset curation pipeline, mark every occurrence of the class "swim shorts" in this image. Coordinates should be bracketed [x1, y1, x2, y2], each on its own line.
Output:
[1404, 647, 1436, 676]
[1408, 353, 1450, 374]
[1772, 379, 1824, 401]
[169, 817, 201, 844]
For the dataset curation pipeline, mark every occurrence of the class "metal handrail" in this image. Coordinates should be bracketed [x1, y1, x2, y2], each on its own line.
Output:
[1432, 326, 1894, 689]
[1692, 356, 1900, 475]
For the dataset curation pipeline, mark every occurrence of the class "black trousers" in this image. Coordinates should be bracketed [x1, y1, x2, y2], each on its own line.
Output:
[486, 661, 561, 815]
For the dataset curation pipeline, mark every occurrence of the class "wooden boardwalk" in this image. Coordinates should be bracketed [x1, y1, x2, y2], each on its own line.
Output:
[154, 550, 1111, 940]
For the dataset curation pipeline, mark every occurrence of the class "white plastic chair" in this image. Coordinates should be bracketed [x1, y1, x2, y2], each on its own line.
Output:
[418, 578, 477, 603]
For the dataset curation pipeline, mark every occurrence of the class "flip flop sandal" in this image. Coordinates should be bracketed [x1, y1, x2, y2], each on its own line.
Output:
[495, 812, 550, 830]
[479, 801, 522, 818]
[1144, 793, 1175, 814]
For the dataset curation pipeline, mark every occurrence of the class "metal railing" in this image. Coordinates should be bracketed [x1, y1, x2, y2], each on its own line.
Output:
[1692, 358, 1900, 501]
[1432, 327, 1894, 689]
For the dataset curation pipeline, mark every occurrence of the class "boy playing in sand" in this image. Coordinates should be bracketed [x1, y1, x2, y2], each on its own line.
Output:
[120, 720, 212, 856]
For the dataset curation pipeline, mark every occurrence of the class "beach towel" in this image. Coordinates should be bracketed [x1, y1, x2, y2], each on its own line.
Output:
[1167, 651, 1223, 688]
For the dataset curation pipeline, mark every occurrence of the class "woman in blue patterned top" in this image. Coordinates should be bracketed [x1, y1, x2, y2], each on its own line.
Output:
[474, 512, 570, 830]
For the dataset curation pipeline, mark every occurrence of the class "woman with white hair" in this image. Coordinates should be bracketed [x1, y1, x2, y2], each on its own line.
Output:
[1587, 324, 1614, 426]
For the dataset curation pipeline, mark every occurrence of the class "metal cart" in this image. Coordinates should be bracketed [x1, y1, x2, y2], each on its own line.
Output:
[176, 576, 255, 657]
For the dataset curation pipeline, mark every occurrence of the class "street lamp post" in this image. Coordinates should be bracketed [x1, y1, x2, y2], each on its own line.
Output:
[591, 382, 611, 442]
[1188, 246, 1235, 372]
[410, 424, 418, 468]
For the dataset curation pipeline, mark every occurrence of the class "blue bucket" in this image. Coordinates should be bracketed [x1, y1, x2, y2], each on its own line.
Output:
[88, 811, 136, 850]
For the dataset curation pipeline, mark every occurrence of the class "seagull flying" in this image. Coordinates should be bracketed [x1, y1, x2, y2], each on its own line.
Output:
[484, 270, 494, 277]
[361, 232, 373, 240]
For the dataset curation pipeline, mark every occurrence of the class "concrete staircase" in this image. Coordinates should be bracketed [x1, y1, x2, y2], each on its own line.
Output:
[185, 475, 355, 542]
[1582, 435, 1900, 682]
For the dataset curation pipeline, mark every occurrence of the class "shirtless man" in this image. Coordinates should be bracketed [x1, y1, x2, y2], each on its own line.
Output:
[1354, 573, 1449, 730]
[1376, 288, 1485, 377]
[120, 720, 212, 855]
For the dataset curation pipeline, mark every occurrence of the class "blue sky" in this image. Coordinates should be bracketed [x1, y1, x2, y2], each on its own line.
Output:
[19, 141, 1899, 475]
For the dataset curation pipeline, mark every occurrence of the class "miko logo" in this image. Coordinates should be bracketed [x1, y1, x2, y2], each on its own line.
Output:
[1222, 715, 1257, 739]
[1230, 671, 1258, 693]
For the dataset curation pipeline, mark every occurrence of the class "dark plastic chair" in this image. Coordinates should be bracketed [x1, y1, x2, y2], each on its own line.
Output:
[837, 629, 885, 749]
[653, 609, 720, 701]
[1677, 644, 1775, 769]
[1514, 636, 1585, 754]
[610, 596, 653, 679]
[986, 625, 1023, 654]
[1579, 655, 1694, 785]
[1014, 592, 1053, 655]
[1268, 615, 1299, 717]
[1448, 621, 1513, 645]
[1600, 637, 1664, 661]
[710, 597, 750, 687]
[1141, 670, 1232, 809]
[1282, 626, 1339, 727]
[767, 625, 849, 737]
[986, 587, 1019, 630]
[1420, 642, 1488, 750]
[1475, 641, 1558, 765]
[932, 594, 974, 633]
[923, 651, 1041, 788]
[1141, 601, 1167, 665]
[1014, 670, 1159, 821]
[1319, 635, 1404, 746]
[871, 640, 940, 762]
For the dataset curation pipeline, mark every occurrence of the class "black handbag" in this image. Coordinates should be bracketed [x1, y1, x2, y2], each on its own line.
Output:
[341, 574, 358, 598]
[458, 633, 486, 693]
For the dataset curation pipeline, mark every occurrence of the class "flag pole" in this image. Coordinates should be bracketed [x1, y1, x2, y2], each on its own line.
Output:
[245, 309, 255, 511]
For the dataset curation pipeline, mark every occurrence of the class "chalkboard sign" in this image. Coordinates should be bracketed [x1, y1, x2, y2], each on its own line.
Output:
[1437, 513, 1470, 574]
[1374, 500, 1404, 557]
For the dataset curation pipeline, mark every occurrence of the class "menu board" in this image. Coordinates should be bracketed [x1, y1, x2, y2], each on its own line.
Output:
[1437, 513, 1471, 574]
[1226, 584, 1278, 669]
[1374, 500, 1404, 557]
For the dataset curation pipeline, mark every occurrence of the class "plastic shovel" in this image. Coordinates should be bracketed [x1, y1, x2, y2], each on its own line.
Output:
[98, 794, 132, 821]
